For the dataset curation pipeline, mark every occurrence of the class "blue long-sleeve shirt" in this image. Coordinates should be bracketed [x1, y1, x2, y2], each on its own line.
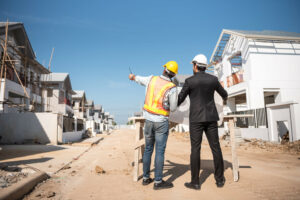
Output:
[135, 75, 178, 122]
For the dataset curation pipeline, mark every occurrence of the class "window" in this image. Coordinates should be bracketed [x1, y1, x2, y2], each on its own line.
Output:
[47, 89, 53, 97]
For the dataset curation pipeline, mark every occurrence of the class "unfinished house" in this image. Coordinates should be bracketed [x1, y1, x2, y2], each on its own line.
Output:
[210, 29, 300, 142]
[72, 90, 87, 119]
[40, 73, 75, 116]
[0, 22, 84, 144]
[108, 114, 115, 130]
[93, 104, 103, 133]
[0, 22, 49, 113]
[85, 100, 99, 136]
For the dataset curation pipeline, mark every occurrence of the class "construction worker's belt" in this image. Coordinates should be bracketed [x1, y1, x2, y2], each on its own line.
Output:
[143, 76, 175, 116]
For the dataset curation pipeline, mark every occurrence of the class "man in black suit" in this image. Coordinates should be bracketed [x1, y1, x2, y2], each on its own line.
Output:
[178, 54, 228, 190]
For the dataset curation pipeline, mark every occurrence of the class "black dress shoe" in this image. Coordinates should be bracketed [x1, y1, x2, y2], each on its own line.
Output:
[153, 180, 173, 190]
[142, 178, 153, 185]
[184, 182, 200, 190]
[216, 177, 226, 188]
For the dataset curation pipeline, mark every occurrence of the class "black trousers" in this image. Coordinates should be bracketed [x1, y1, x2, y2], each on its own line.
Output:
[189, 121, 224, 184]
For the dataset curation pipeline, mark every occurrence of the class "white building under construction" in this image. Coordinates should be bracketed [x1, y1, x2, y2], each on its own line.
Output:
[210, 29, 300, 142]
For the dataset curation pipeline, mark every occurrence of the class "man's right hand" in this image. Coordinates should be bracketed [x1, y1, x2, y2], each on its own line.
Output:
[129, 74, 135, 81]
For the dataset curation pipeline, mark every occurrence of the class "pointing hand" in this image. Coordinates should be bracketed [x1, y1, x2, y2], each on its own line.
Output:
[129, 74, 135, 81]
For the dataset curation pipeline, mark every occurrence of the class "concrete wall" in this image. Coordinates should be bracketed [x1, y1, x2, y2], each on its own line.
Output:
[0, 112, 59, 144]
[62, 131, 84, 143]
[218, 127, 269, 141]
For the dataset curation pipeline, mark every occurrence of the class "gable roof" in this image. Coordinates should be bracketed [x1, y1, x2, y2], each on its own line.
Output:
[173, 75, 192, 85]
[40, 73, 75, 94]
[86, 100, 94, 106]
[94, 104, 102, 111]
[210, 29, 300, 63]
[0, 22, 49, 73]
[72, 90, 86, 99]
[223, 29, 300, 40]
[0, 22, 35, 59]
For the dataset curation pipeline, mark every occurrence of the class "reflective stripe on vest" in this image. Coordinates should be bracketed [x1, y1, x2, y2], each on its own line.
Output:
[143, 76, 175, 116]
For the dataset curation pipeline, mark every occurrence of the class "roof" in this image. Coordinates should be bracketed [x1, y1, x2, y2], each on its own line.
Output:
[86, 100, 94, 106]
[72, 90, 85, 99]
[0, 22, 35, 59]
[94, 104, 102, 111]
[224, 29, 300, 40]
[40, 73, 75, 94]
[0, 22, 49, 73]
[173, 73, 215, 86]
[0, 22, 21, 28]
[210, 29, 300, 63]
[173, 75, 192, 85]
[134, 111, 143, 117]
[40, 73, 68, 82]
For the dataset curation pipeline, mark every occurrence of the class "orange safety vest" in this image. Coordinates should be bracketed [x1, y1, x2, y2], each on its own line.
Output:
[143, 76, 175, 116]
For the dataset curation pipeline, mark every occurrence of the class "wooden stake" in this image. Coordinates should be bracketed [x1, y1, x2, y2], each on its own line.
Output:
[228, 118, 239, 182]
[133, 121, 141, 182]
[133, 118, 145, 182]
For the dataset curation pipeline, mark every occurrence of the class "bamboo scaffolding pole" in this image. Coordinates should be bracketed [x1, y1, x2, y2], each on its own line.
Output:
[48, 48, 54, 71]
[1, 43, 29, 98]
[0, 21, 9, 94]
[0, 37, 49, 73]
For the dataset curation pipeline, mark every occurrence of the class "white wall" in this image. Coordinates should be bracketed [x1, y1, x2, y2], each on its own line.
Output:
[0, 112, 59, 144]
[218, 127, 269, 141]
[62, 131, 84, 143]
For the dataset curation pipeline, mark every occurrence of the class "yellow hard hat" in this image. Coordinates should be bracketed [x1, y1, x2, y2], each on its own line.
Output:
[163, 61, 178, 74]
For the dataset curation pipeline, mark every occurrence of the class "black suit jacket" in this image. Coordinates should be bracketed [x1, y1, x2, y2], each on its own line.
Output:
[178, 71, 228, 123]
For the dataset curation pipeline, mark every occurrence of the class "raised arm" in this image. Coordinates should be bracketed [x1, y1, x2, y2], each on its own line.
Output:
[129, 74, 152, 87]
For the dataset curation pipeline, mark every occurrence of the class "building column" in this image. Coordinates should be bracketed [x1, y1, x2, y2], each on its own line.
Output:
[227, 97, 236, 112]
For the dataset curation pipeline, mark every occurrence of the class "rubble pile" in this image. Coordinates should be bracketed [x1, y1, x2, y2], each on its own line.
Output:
[243, 139, 300, 154]
[0, 165, 36, 188]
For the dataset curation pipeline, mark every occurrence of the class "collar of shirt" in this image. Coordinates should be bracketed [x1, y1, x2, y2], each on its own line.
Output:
[160, 75, 172, 82]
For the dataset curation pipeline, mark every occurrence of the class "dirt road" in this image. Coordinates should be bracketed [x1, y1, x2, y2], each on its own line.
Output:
[24, 129, 300, 200]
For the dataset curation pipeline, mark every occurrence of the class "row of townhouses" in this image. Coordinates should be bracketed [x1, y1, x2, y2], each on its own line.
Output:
[0, 22, 114, 145]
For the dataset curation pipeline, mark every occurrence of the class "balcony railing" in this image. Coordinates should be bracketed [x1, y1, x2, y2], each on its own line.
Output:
[226, 69, 244, 87]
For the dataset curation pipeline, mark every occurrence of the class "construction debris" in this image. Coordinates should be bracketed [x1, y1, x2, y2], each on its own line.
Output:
[0, 165, 36, 188]
[95, 165, 105, 174]
[243, 139, 300, 154]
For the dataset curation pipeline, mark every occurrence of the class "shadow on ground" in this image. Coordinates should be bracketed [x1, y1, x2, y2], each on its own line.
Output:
[161, 159, 251, 186]
[0, 157, 53, 166]
[0, 145, 66, 161]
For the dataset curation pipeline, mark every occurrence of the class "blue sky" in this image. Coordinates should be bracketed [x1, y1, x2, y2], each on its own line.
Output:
[1, 0, 300, 124]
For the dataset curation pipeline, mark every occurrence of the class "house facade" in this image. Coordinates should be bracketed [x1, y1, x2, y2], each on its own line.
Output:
[210, 29, 300, 142]
[0, 22, 49, 113]
[72, 90, 87, 119]
[40, 73, 75, 116]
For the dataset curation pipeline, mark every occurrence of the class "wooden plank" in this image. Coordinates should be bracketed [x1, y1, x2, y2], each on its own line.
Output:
[224, 114, 254, 119]
[228, 118, 239, 182]
[134, 139, 145, 149]
[133, 121, 141, 182]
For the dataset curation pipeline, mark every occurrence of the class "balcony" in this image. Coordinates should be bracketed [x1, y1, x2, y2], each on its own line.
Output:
[226, 69, 244, 87]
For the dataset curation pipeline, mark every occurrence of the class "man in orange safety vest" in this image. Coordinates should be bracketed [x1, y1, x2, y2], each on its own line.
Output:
[129, 61, 178, 190]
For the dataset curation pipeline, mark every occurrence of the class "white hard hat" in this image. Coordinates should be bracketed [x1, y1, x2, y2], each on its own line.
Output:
[191, 54, 208, 66]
